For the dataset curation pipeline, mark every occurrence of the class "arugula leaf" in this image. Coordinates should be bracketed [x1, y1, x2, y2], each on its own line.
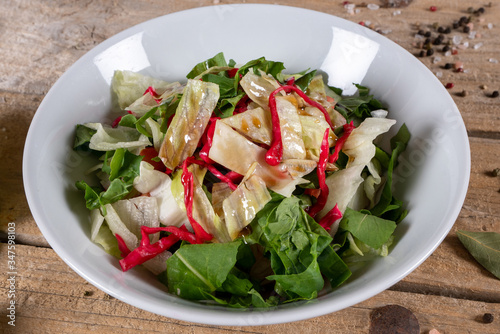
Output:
[220, 270, 254, 297]
[135, 107, 158, 137]
[217, 93, 245, 118]
[117, 107, 159, 137]
[104, 148, 143, 182]
[317, 245, 352, 288]
[339, 208, 397, 249]
[268, 259, 323, 300]
[235, 57, 286, 83]
[370, 124, 410, 217]
[75, 181, 102, 210]
[198, 288, 278, 308]
[159, 95, 181, 133]
[165, 241, 241, 300]
[247, 195, 347, 300]
[186, 52, 228, 79]
[76, 149, 142, 212]
[201, 73, 236, 98]
[457, 230, 500, 279]
[117, 114, 137, 128]
[332, 83, 385, 121]
[294, 70, 317, 91]
[74, 124, 96, 149]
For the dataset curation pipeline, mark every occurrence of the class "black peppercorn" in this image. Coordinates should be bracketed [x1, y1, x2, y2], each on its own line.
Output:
[433, 38, 442, 45]
[477, 7, 485, 14]
[426, 48, 434, 56]
[444, 27, 451, 34]
[483, 313, 494, 324]
[464, 26, 471, 33]
[418, 29, 425, 35]
[453, 21, 459, 29]
[424, 31, 432, 37]
[491, 91, 499, 98]
[444, 63, 453, 69]
[442, 45, 450, 53]
[438, 26, 444, 33]
[419, 50, 426, 57]
[424, 37, 431, 45]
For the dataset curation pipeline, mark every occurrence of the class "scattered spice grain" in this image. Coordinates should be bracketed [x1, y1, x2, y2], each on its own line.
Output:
[482, 313, 494, 324]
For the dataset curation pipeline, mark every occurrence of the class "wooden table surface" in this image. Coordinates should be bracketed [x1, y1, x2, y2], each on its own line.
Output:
[1, 0, 499, 333]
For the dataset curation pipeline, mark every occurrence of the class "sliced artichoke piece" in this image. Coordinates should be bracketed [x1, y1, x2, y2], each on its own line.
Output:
[223, 175, 271, 240]
[221, 107, 272, 145]
[159, 79, 220, 170]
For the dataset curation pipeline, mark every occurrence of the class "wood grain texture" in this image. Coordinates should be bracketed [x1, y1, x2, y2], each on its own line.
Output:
[1, 244, 499, 333]
[1, 0, 499, 332]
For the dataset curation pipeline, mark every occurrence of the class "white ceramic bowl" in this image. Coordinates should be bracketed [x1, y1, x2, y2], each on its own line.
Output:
[23, 4, 470, 326]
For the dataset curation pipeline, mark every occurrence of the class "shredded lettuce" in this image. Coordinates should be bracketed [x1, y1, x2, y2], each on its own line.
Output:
[111, 70, 174, 110]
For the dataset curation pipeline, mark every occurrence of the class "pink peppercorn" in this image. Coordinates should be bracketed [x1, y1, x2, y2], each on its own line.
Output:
[430, 6, 437, 12]
[445, 83, 454, 89]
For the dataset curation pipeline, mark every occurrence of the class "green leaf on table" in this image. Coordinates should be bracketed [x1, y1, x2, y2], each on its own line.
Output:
[457, 230, 500, 280]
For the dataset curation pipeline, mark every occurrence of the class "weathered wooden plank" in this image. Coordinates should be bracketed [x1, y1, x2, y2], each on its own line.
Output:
[0, 0, 499, 133]
[1, 244, 499, 333]
[0, 92, 49, 247]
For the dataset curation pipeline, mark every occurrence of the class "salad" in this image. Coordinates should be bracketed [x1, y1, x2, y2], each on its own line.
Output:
[73, 52, 410, 307]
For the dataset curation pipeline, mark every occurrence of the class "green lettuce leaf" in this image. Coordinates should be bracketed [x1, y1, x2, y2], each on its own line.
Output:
[339, 208, 396, 249]
[165, 241, 241, 300]
[76, 149, 142, 212]
[332, 83, 384, 121]
[247, 195, 349, 300]
[186, 52, 228, 79]
[74, 124, 96, 149]
[370, 123, 410, 218]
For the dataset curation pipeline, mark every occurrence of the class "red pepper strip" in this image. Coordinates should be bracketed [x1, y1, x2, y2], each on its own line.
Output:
[328, 121, 355, 164]
[266, 87, 286, 166]
[111, 116, 123, 128]
[286, 77, 295, 86]
[140, 147, 167, 172]
[199, 117, 220, 164]
[141, 225, 199, 244]
[111, 110, 134, 128]
[181, 159, 213, 242]
[266, 85, 335, 166]
[227, 68, 239, 78]
[283, 85, 335, 130]
[304, 188, 321, 199]
[115, 233, 131, 258]
[185, 156, 238, 191]
[233, 94, 249, 115]
[119, 227, 180, 272]
[308, 128, 330, 218]
[225, 171, 244, 184]
[144, 86, 162, 104]
[318, 204, 343, 231]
